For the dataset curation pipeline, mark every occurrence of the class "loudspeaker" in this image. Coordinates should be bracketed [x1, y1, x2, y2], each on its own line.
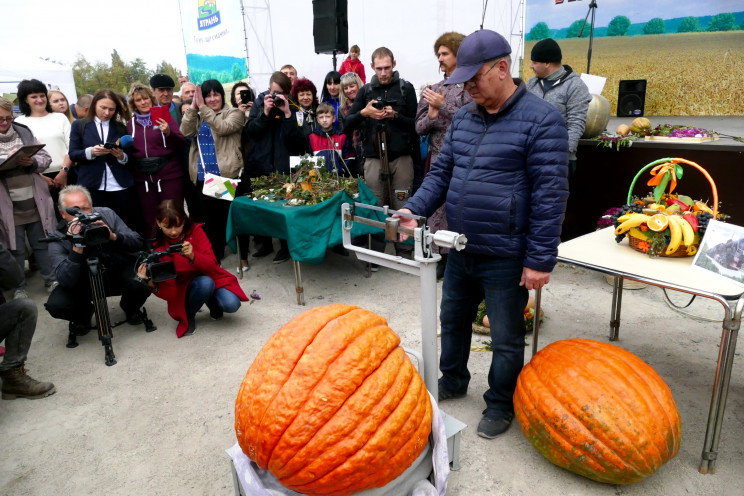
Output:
[312, 0, 348, 54]
[617, 79, 646, 117]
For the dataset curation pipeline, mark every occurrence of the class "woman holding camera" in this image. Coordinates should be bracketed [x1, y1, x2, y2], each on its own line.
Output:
[126, 83, 185, 238]
[137, 200, 248, 337]
[180, 80, 246, 263]
[69, 89, 139, 232]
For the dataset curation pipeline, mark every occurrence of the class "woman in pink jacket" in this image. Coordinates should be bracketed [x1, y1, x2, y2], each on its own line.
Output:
[126, 83, 185, 238]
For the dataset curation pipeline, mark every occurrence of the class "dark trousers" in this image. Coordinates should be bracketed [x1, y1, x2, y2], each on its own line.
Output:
[45, 261, 151, 325]
[0, 298, 37, 371]
[90, 188, 142, 235]
[135, 177, 185, 239]
[439, 251, 528, 420]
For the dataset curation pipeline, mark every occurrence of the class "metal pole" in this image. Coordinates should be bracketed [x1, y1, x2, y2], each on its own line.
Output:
[419, 259, 439, 398]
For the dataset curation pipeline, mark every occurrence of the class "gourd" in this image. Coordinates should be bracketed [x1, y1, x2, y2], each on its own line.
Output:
[235, 304, 432, 496]
[629, 117, 652, 135]
[513, 339, 681, 484]
[582, 94, 611, 138]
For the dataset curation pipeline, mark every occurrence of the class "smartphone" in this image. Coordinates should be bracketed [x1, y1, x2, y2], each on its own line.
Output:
[103, 142, 121, 150]
[239, 90, 252, 105]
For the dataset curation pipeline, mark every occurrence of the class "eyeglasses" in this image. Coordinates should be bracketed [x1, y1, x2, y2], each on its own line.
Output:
[340, 73, 356, 81]
[0, 116, 13, 122]
[464, 61, 499, 88]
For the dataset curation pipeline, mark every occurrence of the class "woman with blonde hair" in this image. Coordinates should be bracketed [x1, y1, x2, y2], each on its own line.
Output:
[126, 82, 185, 237]
[48, 90, 74, 123]
[339, 72, 364, 176]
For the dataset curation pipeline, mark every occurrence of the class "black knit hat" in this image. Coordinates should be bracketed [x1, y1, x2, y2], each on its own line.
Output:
[149, 73, 175, 89]
[531, 38, 562, 63]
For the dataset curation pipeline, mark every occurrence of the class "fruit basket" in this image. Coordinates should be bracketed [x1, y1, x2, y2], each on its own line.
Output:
[610, 158, 721, 258]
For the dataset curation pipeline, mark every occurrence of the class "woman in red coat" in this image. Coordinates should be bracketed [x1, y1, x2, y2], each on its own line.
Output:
[137, 200, 248, 337]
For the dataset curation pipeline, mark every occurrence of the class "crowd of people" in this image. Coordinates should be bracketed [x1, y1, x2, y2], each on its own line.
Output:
[1, 31, 588, 445]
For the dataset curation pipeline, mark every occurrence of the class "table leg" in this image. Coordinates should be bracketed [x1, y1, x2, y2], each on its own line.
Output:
[531, 288, 542, 358]
[236, 236, 243, 280]
[699, 301, 742, 474]
[609, 276, 624, 341]
[292, 260, 305, 306]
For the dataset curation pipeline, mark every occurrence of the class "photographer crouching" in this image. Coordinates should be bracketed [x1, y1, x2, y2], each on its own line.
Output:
[45, 185, 151, 341]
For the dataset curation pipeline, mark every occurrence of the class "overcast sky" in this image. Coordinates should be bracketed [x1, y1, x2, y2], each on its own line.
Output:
[4, 0, 530, 92]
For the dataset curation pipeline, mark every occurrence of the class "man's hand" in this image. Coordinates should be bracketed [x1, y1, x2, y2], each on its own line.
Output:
[360, 100, 387, 120]
[109, 147, 125, 161]
[263, 93, 275, 116]
[422, 87, 445, 120]
[52, 169, 68, 188]
[520, 267, 550, 290]
[393, 209, 418, 241]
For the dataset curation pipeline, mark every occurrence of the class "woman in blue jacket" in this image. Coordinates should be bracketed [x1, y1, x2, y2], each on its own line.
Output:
[69, 89, 139, 232]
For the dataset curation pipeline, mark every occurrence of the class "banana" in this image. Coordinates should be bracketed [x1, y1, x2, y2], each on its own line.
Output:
[666, 215, 682, 254]
[614, 214, 650, 235]
[677, 216, 695, 247]
[616, 212, 635, 223]
[687, 244, 697, 255]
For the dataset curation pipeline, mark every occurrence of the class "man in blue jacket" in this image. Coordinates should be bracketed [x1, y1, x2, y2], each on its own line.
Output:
[399, 30, 569, 439]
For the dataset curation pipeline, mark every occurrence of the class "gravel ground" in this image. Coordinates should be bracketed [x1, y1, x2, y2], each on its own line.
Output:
[1, 247, 743, 495]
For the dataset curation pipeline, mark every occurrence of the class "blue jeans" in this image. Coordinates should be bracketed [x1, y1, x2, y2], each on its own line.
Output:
[185, 276, 241, 316]
[439, 251, 528, 420]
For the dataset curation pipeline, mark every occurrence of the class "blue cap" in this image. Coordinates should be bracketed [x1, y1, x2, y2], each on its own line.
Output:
[445, 29, 512, 85]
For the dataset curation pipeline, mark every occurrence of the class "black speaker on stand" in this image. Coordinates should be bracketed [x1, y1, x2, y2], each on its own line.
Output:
[617, 79, 647, 117]
[312, 0, 348, 71]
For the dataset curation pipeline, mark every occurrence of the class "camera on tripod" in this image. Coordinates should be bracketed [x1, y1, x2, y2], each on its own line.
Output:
[137, 243, 183, 283]
[372, 97, 395, 110]
[66, 206, 110, 247]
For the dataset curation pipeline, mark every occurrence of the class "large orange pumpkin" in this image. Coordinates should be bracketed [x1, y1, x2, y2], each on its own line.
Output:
[235, 304, 432, 495]
[514, 339, 681, 484]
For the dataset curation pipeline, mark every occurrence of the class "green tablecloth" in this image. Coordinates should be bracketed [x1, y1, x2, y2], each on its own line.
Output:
[226, 181, 385, 265]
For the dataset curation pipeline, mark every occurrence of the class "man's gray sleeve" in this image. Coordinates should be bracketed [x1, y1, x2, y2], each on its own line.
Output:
[565, 80, 592, 154]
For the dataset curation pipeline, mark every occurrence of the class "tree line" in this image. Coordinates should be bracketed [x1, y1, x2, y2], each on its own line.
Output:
[528, 13, 743, 41]
[70, 50, 184, 97]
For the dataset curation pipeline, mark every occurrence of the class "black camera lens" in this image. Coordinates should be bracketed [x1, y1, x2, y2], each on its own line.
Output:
[271, 92, 285, 108]
[372, 98, 385, 110]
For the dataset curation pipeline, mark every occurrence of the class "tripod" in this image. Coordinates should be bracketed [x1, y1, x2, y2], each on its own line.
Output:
[578, 0, 598, 74]
[65, 249, 156, 366]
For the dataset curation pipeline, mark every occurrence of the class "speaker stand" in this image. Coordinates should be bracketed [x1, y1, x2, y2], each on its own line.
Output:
[332, 50, 338, 72]
[578, 0, 597, 74]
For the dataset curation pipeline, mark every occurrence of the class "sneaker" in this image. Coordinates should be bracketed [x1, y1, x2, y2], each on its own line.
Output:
[252, 244, 274, 258]
[369, 263, 379, 272]
[46, 281, 59, 294]
[13, 289, 28, 300]
[437, 378, 466, 402]
[236, 261, 250, 274]
[477, 414, 513, 439]
[272, 247, 290, 264]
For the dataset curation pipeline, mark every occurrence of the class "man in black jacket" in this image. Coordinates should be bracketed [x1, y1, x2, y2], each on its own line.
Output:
[243, 71, 307, 263]
[45, 185, 150, 337]
[0, 242, 56, 400]
[345, 47, 418, 211]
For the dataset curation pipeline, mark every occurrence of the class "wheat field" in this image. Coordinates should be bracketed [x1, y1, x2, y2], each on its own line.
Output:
[524, 31, 744, 116]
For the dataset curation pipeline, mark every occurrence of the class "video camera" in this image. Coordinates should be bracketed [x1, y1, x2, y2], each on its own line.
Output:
[66, 207, 110, 247]
[372, 97, 396, 110]
[137, 243, 183, 283]
[269, 91, 285, 108]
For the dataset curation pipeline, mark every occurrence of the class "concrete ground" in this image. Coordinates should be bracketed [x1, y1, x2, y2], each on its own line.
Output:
[1, 245, 743, 495]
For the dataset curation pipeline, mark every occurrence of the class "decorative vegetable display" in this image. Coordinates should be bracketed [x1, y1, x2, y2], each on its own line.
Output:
[235, 304, 432, 496]
[514, 339, 681, 484]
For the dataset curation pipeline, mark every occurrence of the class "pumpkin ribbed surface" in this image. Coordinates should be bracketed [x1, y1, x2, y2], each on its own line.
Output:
[235, 304, 432, 495]
[514, 339, 681, 484]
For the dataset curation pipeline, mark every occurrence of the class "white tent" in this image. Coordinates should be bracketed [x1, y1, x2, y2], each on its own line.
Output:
[0, 55, 77, 104]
